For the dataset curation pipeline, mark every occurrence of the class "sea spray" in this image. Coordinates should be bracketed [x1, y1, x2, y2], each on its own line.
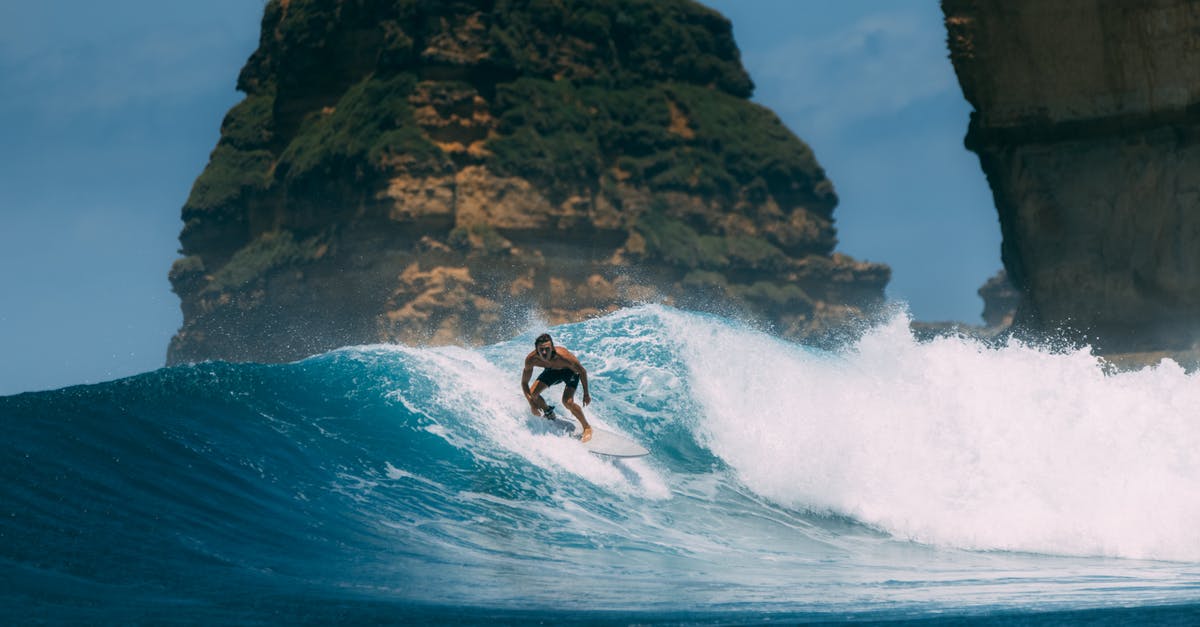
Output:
[671, 308, 1200, 561]
[4, 305, 1199, 622]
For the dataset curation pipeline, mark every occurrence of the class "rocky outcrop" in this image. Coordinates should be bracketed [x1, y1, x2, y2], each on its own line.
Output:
[908, 270, 1016, 343]
[168, 0, 889, 364]
[978, 270, 1017, 329]
[944, 0, 1200, 353]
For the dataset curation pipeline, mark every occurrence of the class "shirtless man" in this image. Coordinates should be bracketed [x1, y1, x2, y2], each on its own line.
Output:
[521, 333, 593, 442]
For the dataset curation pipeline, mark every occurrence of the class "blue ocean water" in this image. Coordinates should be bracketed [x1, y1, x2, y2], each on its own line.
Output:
[4, 305, 1200, 624]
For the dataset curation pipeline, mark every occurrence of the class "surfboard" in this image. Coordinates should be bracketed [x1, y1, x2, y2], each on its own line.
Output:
[540, 407, 649, 458]
[580, 427, 650, 458]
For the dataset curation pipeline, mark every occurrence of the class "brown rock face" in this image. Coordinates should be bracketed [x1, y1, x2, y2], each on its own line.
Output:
[944, 0, 1200, 352]
[167, 0, 889, 364]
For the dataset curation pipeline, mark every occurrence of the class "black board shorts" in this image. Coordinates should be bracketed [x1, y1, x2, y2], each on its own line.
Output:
[536, 368, 580, 389]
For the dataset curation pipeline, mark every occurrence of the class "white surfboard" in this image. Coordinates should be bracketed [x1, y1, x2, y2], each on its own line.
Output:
[580, 426, 650, 458]
[540, 408, 649, 458]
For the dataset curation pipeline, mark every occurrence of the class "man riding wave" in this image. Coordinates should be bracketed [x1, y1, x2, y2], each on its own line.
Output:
[521, 333, 593, 442]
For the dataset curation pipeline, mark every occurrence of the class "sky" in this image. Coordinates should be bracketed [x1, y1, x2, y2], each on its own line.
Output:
[0, 1, 999, 395]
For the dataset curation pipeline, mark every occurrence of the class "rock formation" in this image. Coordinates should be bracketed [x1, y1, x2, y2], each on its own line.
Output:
[944, 0, 1200, 352]
[978, 270, 1018, 329]
[168, 0, 889, 364]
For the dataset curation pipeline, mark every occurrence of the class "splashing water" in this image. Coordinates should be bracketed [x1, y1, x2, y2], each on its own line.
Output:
[3, 305, 1199, 622]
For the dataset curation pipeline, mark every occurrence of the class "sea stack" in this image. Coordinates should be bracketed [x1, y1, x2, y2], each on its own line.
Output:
[168, 0, 889, 364]
[944, 0, 1200, 353]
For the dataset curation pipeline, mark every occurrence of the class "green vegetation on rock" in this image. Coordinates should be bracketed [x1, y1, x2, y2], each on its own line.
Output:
[219, 92, 276, 150]
[635, 207, 786, 271]
[680, 270, 812, 309]
[486, 77, 828, 208]
[670, 83, 830, 207]
[206, 230, 325, 292]
[488, 78, 605, 190]
[183, 92, 277, 216]
[168, 255, 206, 281]
[489, 0, 753, 96]
[189, 0, 828, 224]
[186, 145, 274, 214]
[735, 280, 811, 307]
[278, 73, 446, 182]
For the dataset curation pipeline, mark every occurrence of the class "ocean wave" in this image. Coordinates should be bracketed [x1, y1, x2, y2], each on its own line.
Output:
[3, 305, 1199, 620]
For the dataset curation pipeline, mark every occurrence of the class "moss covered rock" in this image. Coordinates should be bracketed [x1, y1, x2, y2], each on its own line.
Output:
[169, 0, 889, 363]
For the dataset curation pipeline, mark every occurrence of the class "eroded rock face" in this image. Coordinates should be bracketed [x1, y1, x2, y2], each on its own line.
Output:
[167, 0, 889, 364]
[944, 0, 1200, 352]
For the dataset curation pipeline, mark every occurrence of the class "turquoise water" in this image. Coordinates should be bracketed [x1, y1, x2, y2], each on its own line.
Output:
[4, 305, 1200, 623]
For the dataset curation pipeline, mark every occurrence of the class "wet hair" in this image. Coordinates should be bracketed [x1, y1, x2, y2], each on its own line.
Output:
[535, 333, 552, 346]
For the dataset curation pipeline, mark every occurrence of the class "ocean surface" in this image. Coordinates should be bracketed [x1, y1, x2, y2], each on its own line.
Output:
[4, 305, 1200, 624]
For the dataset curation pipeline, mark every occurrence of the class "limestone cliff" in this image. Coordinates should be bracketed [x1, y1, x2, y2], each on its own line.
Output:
[944, 0, 1200, 352]
[168, 0, 889, 364]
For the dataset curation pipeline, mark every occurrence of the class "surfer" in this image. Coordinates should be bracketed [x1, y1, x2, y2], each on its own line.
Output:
[522, 333, 593, 442]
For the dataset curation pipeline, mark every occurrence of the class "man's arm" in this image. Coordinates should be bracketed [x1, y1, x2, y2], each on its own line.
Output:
[521, 356, 547, 416]
[563, 350, 591, 404]
[521, 356, 534, 400]
[575, 360, 589, 394]
[578, 366, 591, 405]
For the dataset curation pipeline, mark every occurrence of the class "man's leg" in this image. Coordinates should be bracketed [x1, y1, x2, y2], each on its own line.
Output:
[561, 386, 592, 442]
[530, 381, 553, 416]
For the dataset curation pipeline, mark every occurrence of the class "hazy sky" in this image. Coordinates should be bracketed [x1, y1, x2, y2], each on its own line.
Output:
[0, 1, 998, 395]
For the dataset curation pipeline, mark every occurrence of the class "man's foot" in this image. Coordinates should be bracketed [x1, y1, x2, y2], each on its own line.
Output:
[543, 405, 557, 420]
[580, 426, 593, 443]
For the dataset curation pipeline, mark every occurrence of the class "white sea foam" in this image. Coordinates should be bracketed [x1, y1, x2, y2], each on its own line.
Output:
[668, 308, 1200, 562]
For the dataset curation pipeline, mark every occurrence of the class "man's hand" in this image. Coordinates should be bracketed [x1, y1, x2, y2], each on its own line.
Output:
[582, 391, 591, 406]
